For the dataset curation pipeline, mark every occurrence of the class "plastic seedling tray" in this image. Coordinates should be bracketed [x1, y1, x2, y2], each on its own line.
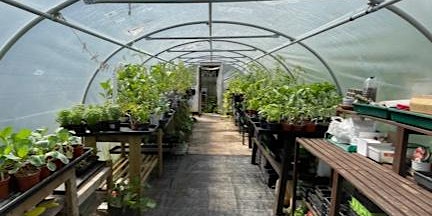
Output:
[353, 103, 390, 119]
[414, 171, 432, 191]
[390, 108, 432, 130]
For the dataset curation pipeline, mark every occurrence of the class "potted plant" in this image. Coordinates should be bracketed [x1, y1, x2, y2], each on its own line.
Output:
[84, 105, 103, 133]
[107, 180, 156, 216]
[7, 128, 42, 192]
[0, 127, 14, 199]
[30, 128, 70, 177]
[105, 104, 122, 131]
[56, 105, 86, 134]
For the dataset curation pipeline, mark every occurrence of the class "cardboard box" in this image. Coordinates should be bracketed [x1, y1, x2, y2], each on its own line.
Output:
[410, 95, 432, 115]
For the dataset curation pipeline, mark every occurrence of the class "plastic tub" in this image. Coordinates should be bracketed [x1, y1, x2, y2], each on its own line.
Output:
[368, 145, 395, 164]
[414, 171, 432, 191]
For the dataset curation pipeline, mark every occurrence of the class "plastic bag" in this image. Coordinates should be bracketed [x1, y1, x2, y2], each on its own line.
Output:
[327, 117, 376, 143]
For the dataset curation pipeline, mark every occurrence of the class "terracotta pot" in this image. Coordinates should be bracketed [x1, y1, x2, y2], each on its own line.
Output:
[73, 144, 85, 159]
[14, 167, 41, 192]
[293, 124, 304, 132]
[40, 166, 51, 179]
[281, 122, 294, 132]
[0, 174, 11, 200]
[54, 159, 64, 170]
[304, 122, 317, 133]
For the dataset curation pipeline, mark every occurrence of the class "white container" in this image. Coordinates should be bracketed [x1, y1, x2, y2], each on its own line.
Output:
[368, 145, 395, 164]
[358, 132, 387, 139]
[411, 160, 431, 172]
[353, 138, 381, 157]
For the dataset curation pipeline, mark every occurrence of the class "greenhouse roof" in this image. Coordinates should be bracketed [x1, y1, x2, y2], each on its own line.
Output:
[0, 0, 431, 129]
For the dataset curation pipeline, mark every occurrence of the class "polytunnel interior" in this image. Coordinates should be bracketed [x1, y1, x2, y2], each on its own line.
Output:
[1, 0, 432, 216]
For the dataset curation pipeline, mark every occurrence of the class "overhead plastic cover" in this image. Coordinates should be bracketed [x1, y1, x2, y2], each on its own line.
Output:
[0, 0, 431, 129]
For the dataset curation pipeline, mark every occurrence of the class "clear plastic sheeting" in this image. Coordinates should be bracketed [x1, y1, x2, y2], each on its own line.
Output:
[0, 0, 432, 129]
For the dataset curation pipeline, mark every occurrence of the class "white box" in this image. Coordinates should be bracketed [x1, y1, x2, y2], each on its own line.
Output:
[368, 145, 395, 164]
[352, 138, 381, 157]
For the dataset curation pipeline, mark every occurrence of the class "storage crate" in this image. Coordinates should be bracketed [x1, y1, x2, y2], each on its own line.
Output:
[368, 145, 395, 164]
[353, 103, 390, 119]
[389, 108, 432, 130]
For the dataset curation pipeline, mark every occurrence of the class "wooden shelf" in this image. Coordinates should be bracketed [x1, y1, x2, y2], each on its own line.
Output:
[337, 107, 432, 136]
[294, 138, 432, 216]
[253, 137, 282, 176]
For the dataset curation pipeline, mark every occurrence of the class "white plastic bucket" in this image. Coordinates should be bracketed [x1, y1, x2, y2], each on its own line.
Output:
[411, 160, 431, 172]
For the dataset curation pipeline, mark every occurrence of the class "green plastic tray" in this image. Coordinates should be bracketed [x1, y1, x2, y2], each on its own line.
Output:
[325, 134, 356, 153]
[353, 103, 390, 119]
[390, 108, 432, 130]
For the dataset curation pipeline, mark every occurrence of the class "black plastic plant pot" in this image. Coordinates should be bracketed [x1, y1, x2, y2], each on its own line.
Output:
[87, 123, 102, 133]
[65, 124, 86, 134]
[131, 122, 150, 131]
[233, 94, 244, 102]
[123, 207, 140, 216]
[105, 120, 120, 131]
[108, 205, 123, 216]
[266, 122, 281, 131]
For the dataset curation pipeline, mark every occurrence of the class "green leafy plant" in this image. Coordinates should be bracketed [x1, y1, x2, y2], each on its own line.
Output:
[107, 179, 156, 212]
[83, 105, 103, 126]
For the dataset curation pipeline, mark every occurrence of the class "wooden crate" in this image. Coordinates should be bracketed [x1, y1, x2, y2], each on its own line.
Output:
[411, 95, 432, 115]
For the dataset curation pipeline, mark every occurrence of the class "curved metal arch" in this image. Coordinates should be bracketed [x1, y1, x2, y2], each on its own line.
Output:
[386, 5, 432, 43]
[82, 20, 340, 102]
[181, 56, 253, 69]
[0, 0, 80, 60]
[141, 39, 291, 75]
[168, 48, 272, 74]
[185, 61, 248, 74]
[132, 20, 340, 90]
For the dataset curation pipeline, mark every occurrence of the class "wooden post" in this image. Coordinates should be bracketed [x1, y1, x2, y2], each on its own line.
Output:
[393, 127, 409, 175]
[288, 136, 300, 216]
[65, 169, 79, 216]
[157, 129, 164, 177]
[329, 172, 343, 216]
[83, 136, 97, 153]
[128, 136, 142, 194]
[120, 142, 126, 157]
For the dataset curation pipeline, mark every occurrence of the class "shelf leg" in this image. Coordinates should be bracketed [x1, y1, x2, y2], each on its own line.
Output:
[128, 136, 142, 194]
[83, 136, 97, 153]
[65, 169, 79, 216]
[288, 137, 300, 216]
[251, 138, 258, 165]
[393, 127, 409, 176]
[329, 172, 343, 216]
[157, 129, 164, 177]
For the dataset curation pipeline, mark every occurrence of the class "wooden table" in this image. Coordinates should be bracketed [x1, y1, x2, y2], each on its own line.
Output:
[292, 138, 432, 216]
[82, 128, 163, 193]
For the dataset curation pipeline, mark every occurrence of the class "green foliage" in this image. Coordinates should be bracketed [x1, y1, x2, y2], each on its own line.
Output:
[115, 63, 194, 124]
[83, 105, 104, 126]
[107, 178, 156, 211]
[0, 127, 76, 175]
[224, 64, 341, 123]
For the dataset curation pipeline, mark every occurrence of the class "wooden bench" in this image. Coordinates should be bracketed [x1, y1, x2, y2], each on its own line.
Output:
[292, 138, 432, 216]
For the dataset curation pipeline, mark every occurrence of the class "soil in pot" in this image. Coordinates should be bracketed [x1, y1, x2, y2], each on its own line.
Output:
[73, 144, 85, 159]
[14, 166, 41, 192]
[0, 174, 11, 200]
[123, 207, 140, 216]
